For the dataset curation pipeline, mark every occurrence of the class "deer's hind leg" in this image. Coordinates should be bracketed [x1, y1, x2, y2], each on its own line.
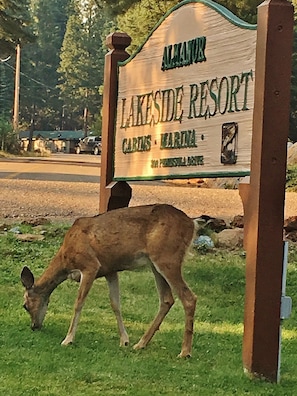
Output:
[133, 264, 174, 350]
[153, 258, 197, 358]
[106, 272, 129, 347]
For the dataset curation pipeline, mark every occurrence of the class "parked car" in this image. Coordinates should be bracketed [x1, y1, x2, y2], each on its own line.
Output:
[75, 136, 102, 155]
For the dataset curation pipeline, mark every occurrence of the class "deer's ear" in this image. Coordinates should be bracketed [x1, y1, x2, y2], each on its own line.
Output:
[21, 266, 35, 289]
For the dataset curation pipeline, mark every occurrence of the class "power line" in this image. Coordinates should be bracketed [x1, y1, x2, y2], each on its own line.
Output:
[2, 60, 57, 91]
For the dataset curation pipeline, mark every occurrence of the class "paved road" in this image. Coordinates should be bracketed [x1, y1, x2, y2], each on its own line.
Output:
[1, 153, 297, 222]
[0, 152, 246, 221]
[0, 153, 164, 186]
[0, 153, 101, 183]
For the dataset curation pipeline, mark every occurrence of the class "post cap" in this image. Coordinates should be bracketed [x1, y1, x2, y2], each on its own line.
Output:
[106, 32, 132, 51]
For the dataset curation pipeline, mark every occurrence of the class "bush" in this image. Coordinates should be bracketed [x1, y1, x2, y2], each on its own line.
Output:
[0, 118, 20, 154]
[286, 165, 297, 191]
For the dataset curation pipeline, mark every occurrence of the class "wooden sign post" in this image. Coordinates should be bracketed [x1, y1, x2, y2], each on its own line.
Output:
[99, 32, 132, 214]
[241, 0, 293, 382]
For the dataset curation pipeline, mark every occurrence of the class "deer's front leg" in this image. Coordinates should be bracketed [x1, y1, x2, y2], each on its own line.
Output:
[62, 271, 96, 346]
[106, 272, 129, 347]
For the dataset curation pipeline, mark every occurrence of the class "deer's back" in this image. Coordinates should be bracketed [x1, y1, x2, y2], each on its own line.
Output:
[62, 204, 195, 276]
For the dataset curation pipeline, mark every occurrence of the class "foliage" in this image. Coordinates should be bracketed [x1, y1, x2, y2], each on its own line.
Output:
[19, 0, 71, 131]
[12, 0, 115, 132]
[0, 62, 13, 118]
[117, 0, 177, 54]
[0, 0, 35, 57]
[0, 221, 297, 394]
[0, 117, 19, 152]
[90, 113, 103, 136]
[58, 0, 107, 132]
[216, 0, 261, 23]
[116, 0, 262, 54]
[286, 164, 297, 191]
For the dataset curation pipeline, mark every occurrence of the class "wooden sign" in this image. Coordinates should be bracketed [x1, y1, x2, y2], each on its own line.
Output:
[114, 0, 257, 181]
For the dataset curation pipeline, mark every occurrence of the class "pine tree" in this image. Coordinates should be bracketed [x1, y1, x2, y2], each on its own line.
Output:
[0, 62, 12, 118]
[58, 0, 110, 131]
[20, 0, 71, 130]
[116, 0, 262, 55]
[0, 0, 34, 56]
[117, 0, 176, 54]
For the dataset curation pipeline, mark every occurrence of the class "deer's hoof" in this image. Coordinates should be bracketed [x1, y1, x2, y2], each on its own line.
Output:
[178, 351, 192, 358]
[61, 337, 73, 346]
[133, 341, 145, 350]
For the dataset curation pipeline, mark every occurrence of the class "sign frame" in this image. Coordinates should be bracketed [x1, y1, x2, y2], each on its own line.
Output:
[113, 0, 257, 182]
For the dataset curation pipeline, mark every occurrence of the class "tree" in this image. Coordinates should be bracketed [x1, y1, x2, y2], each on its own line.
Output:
[0, 61, 13, 119]
[116, 0, 262, 54]
[58, 0, 112, 132]
[19, 0, 71, 131]
[0, 0, 34, 56]
[216, 0, 261, 23]
[117, 0, 177, 54]
[99, 0, 138, 16]
[0, 116, 18, 152]
[0, 0, 34, 140]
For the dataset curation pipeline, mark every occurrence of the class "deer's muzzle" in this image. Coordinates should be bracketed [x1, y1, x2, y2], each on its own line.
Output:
[31, 323, 42, 331]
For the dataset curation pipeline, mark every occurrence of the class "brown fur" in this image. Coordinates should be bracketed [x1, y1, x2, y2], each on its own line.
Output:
[21, 204, 197, 357]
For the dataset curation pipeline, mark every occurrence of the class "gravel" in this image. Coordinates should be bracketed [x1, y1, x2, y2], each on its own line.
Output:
[1, 178, 297, 224]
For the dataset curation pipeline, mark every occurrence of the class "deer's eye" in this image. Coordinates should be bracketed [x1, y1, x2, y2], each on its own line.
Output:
[23, 304, 29, 312]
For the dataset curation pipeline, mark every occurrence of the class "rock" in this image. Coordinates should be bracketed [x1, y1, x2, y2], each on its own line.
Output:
[21, 218, 50, 226]
[201, 177, 242, 189]
[16, 234, 45, 242]
[284, 216, 297, 232]
[206, 217, 227, 232]
[9, 226, 22, 234]
[33, 225, 47, 233]
[193, 235, 214, 250]
[285, 230, 297, 242]
[230, 215, 244, 228]
[216, 228, 244, 248]
[0, 223, 8, 231]
[195, 215, 227, 232]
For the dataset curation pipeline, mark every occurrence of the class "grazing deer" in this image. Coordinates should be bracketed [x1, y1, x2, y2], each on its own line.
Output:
[21, 204, 197, 357]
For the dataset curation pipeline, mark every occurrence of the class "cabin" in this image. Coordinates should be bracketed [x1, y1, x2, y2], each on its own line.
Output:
[19, 130, 97, 153]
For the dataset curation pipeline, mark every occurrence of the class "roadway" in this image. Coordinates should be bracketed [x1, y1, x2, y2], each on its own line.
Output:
[0, 153, 101, 183]
[1, 153, 297, 221]
[0, 152, 246, 221]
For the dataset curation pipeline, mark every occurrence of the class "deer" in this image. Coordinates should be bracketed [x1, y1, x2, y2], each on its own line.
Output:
[21, 204, 198, 357]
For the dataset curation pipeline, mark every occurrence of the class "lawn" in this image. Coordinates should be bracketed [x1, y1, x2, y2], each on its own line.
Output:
[0, 221, 296, 395]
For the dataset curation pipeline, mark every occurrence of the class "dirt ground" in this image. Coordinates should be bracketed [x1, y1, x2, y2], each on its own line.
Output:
[1, 178, 297, 224]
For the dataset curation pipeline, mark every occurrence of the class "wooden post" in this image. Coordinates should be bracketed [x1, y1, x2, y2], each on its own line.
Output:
[13, 43, 21, 137]
[99, 32, 132, 213]
[242, 0, 293, 382]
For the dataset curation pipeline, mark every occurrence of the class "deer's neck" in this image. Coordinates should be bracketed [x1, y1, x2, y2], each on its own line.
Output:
[35, 251, 68, 297]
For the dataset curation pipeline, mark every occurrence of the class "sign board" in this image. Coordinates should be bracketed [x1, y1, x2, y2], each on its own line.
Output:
[114, 0, 257, 181]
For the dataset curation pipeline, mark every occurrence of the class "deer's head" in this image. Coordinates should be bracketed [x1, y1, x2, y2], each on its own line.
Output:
[21, 266, 49, 330]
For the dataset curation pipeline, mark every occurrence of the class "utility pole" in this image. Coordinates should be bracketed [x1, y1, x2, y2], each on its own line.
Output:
[13, 44, 21, 137]
[83, 89, 88, 137]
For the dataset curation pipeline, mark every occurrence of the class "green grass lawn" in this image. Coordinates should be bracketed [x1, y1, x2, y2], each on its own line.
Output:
[0, 222, 296, 395]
